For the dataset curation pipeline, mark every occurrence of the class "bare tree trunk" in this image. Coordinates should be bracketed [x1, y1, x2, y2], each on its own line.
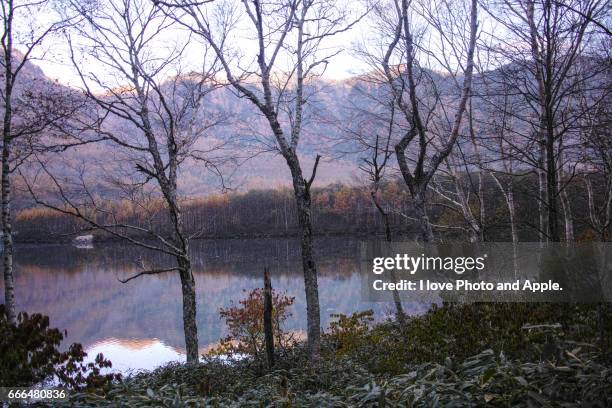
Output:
[287, 157, 321, 359]
[178, 256, 198, 364]
[1, 34, 15, 323]
[263, 268, 274, 369]
[492, 173, 519, 274]
[538, 164, 547, 243]
[507, 186, 518, 245]
[371, 192, 392, 242]
[440, 156, 483, 243]
[478, 172, 486, 241]
[389, 269, 407, 328]
[545, 125, 561, 242]
[172, 187, 199, 364]
[1, 131, 15, 324]
[560, 188, 574, 242]
[558, 163, 574, 242]
[414, 190, 434, 243]
[371, 192, 407, 327]
[492, 174, 519, 244]
[387, 0, 477, 245]
[525, 0, 563, 243]
[507, 184, 519, 276]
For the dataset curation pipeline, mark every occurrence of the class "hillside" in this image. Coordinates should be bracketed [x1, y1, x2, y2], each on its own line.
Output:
[5, 53, 608, 203]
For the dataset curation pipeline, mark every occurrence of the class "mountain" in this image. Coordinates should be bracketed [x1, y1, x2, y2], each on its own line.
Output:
[5, 55, 365, 199]
[5, 53, 607, 203]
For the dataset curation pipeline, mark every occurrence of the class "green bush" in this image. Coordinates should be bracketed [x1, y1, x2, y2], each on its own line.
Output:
[0, 304, 120, 391]
[323, 303, 609, 375]
[325, 310, 374, 356]
[63, 342, 611, 407]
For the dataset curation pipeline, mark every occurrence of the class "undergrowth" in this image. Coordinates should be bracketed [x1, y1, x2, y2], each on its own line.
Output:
[56, 303, 611, 407]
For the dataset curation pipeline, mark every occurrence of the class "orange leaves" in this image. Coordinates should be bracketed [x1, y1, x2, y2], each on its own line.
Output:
[210, 288, 296, 359]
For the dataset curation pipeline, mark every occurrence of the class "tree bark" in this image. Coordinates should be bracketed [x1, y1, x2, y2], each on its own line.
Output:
[414, 189, 434, 243]
[545, 124, 561, 242]
[263, 268, 274, 369]
[286, 154, 321, 359]
[1, 131, 15, 325]
[478, 173, 486, 241]
[389, 268, 407, 328]
[507, 187, 518, 244]
[178, 256, 198, 364]
[558, 163, 574, 242]
[492, 174, 519, 274]
[1, 14, 16, 323]
[538, 165, 547, 243]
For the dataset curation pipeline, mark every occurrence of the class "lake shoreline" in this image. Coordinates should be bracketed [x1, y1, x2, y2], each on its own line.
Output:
[13, 230, 403, 245]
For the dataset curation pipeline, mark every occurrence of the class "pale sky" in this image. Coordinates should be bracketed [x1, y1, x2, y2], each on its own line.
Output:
[20, 0, 495, 89]
[28, 4, 372, 89]
[35, 33, 368, 87]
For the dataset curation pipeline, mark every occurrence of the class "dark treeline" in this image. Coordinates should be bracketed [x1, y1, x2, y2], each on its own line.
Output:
[14, 172, 608, 243]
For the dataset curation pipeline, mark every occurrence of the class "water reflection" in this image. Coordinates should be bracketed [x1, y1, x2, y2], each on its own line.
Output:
[85, 338, 183, 374]
[2, 238, 428, 372]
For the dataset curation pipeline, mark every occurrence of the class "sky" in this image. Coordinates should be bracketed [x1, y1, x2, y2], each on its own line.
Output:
[35, 33, 367, 87]
[25, 1, 373, 89]
[19, 0, 496, 90]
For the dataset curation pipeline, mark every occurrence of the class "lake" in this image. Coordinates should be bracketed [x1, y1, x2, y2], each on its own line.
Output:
[1, 238, 429, 375]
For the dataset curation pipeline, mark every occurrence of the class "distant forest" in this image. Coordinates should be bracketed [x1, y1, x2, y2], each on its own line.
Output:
[15, 173, 609, 243]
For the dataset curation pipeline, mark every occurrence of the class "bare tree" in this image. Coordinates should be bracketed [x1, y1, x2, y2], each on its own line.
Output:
[430, 136, 486, 243]
[481, 0, 608, 242]
[480, 86, 523, 244]
[0, 0, 77, 323]
[157, 0, 365, 359]
[357, 0, 478, 242]
[24, 0, 227, 363]
[582, 95, 611, 242]
[342, 95, 407, 326]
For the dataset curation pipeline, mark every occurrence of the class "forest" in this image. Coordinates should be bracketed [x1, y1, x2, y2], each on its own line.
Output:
[13, 174, 612, 243]
[0, 0, 611, 406]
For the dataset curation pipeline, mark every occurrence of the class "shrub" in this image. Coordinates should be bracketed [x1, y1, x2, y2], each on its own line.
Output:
[210, 288, 296, 362]
[324, 303, 609, 375]
[0, 304, 121, 391]
[325, 310, 374, 357]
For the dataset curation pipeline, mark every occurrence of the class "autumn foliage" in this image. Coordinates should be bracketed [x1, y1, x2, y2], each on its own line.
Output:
[13, 174, 611, 243]
[210, 289, 296, 361]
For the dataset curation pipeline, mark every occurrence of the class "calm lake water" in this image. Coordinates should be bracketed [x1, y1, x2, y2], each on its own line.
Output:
[2, 238, 429, 375]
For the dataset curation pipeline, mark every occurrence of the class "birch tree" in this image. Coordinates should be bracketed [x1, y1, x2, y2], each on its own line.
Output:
[360, 0, 479, 242]
[1, 0, 77, 324]
[157, 0, 365, 359]
[581, 92, 611, 241]
[25, 0, 227, 363]
[342, 95, 407, 326]
[481, 0, 608, 242]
